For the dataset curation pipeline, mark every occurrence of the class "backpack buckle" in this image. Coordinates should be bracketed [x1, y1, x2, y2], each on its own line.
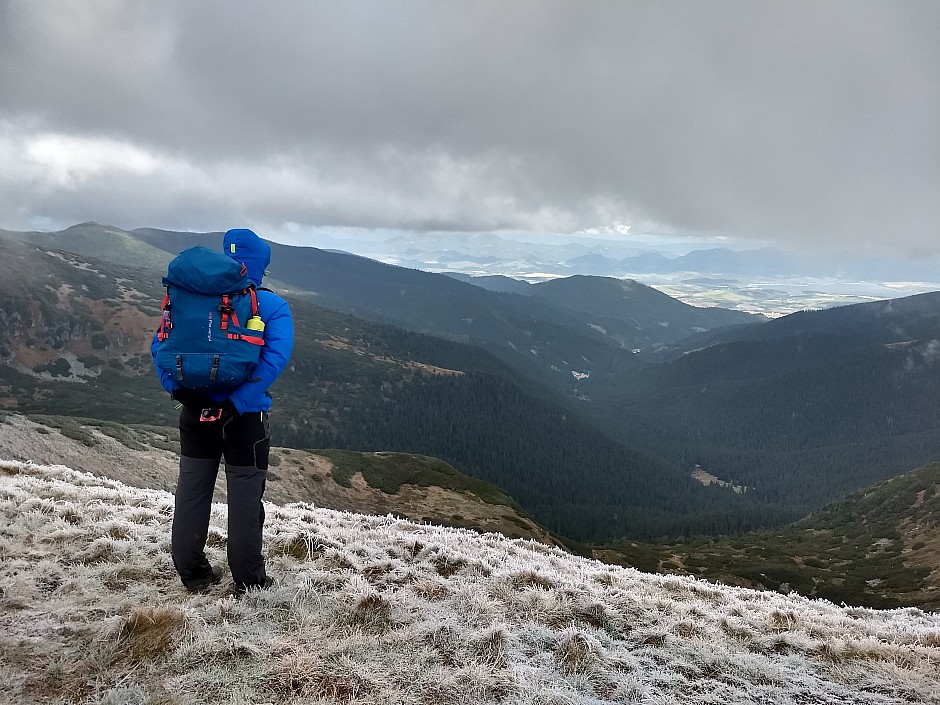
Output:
[199, 408, 224, 422]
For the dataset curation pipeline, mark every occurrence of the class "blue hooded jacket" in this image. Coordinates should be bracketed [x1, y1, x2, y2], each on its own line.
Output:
[152, 229, 294, 414]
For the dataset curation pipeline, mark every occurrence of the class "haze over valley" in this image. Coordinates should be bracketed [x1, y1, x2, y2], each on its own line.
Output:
[301, 228, 940, 318]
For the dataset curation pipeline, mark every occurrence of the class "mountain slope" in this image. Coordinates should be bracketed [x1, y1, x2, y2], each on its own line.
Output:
[0, 233, 168, 408]
[528, 275, 759, 351]
[0, 413, 555, 545]
[603, 461, 940, 610]
[3, 460, 938, 705]
[1, 229, 760, 542]
[131, 226, 645, 390]
[130, 227, 761, 387]
[588, 291, 940, 512]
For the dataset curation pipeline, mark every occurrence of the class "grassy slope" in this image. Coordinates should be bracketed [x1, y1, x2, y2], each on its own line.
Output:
[0, 413, 556, 547]
[602, 462, 940, 610]
[8, 412, 937, 610]
[2, 460, 938, 705]
[3, 221, 174, 270]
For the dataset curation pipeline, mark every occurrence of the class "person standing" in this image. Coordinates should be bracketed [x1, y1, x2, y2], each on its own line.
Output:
[152, 228, 293, 594]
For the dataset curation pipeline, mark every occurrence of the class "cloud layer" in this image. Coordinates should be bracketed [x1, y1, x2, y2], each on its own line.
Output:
[1, 1, 937, 253]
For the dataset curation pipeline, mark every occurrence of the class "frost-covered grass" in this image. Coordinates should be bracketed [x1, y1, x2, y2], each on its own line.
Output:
[2, 460, 939, 705]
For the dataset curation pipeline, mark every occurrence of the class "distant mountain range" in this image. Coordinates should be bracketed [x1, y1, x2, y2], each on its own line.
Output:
[367, 233, 940, 316]
[352, 229, 940, 283]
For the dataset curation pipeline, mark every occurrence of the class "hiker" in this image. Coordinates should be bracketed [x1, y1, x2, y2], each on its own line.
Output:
[151, 228, 294, 594]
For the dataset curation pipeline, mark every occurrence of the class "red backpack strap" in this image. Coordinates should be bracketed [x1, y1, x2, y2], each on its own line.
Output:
[157, 290, 172, 341]
[219, 294, 240, 330]
[226, 287, 264, 345]
[219, 287, 258, 335]
[226, 331, 265, 346]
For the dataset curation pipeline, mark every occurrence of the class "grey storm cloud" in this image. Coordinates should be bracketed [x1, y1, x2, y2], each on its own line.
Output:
[0, 0, 937, 253]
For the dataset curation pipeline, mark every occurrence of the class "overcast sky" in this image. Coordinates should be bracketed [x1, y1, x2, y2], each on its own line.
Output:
[0, 1, 937, 255]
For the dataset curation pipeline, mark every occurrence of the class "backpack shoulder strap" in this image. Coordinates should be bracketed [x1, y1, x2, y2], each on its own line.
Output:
[157, 288, 172, 341]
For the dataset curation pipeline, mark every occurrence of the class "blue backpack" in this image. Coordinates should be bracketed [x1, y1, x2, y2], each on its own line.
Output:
[155, 246, 265, 391]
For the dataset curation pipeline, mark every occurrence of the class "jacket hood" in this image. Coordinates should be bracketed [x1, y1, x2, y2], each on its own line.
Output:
[223, 228, 270, 286]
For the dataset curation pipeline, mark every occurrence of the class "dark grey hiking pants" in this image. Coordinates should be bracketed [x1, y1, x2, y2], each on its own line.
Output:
[172, 407, 271, 589]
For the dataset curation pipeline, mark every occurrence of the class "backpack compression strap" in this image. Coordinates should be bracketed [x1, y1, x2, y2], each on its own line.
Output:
[157, 290, 172, 341]
[158, 286, 263, 346]
[221, 287, 265, 346]
[219, 294, 237, 330]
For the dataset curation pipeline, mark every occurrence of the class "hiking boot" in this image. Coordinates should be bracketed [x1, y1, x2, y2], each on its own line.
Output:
[234, 575, 275, 597]
[185, 564, 223, 593]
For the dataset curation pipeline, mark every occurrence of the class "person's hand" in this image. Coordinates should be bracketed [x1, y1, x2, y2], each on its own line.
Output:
[220, 400, 239, 421]
[172, 388, 211, 411]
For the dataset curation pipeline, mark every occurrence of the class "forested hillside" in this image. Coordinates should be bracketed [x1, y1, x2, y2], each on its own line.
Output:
[5, 223, 940, 545]
[0, 230, 769, 542]
[294, 370, 787, 541]
[580, 292, 940, 515]
[603, 461, 940, 610]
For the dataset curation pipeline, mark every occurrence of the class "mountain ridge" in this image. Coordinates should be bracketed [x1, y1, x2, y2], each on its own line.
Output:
[129, 226, 760, 387]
